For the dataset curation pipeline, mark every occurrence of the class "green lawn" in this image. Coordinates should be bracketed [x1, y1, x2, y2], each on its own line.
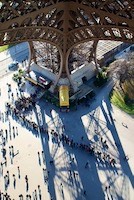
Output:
[0, 45, 10, 52]
[0, 44, 15, 52]
[110, 89, 134, 115]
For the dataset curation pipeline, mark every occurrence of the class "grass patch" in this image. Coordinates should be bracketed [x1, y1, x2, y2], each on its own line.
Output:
[0, 45, 10, 52]
[0, 44, 15, 52]
[94, 71, 108, 87]
[110, 89, 134, 115]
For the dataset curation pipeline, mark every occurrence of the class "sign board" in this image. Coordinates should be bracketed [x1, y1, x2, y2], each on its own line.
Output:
[59, 85, 69, 107]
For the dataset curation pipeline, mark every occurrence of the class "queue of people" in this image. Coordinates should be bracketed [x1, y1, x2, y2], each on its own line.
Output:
[0, 71, 119, 200]
[5, 102, 39, 132]
[46, 129, 117, 167]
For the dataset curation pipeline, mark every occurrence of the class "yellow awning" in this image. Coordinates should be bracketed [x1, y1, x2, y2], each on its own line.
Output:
[59, 85, 69, 107]
[25, 76, 38, 85]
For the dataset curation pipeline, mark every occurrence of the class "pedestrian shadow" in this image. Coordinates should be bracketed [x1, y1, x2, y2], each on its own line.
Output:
[52, 112, 105, 200]
[38, 152, 41, 166]
[13, 178, 16, 188]
[26, 181, 29, 192]
[26, 80, 133, 200]
[34, 103, 57, 200]
[102, 97, 134, 186]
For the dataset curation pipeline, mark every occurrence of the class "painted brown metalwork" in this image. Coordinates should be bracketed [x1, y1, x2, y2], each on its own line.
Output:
[0, 0, 134, 88]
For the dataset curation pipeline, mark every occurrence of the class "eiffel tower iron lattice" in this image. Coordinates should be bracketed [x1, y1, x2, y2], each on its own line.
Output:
[0, 0, 134, 90]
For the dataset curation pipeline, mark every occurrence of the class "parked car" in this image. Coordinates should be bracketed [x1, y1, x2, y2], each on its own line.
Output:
[8, 62, 19, 70]
[38, 76, 48, 85]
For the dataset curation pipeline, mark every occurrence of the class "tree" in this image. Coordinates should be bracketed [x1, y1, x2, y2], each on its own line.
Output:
[107, 53, 134, 100]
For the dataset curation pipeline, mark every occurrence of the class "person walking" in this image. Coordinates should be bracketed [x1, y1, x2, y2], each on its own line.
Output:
[17, 166, 20, 178]
[85, 161, 89, 168]
[84, 190, 86, 195]
[60, 183, 63, 190]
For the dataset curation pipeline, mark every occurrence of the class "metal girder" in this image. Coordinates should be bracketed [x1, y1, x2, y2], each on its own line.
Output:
[0, 0, 134, 89]
[0, 1, 133, 47]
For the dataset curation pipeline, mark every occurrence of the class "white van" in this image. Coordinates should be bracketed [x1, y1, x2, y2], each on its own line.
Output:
[38, 76, 48, 86]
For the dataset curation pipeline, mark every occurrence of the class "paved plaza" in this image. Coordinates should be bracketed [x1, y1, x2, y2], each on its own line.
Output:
[0, 73, 134, 200]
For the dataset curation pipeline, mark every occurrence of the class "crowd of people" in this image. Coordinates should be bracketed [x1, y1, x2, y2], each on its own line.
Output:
[4, 80, 46, 134]
[0, 80, 45, 199]
[0, 70, 120, 200]
[46, 129, 117, 167]
[15, 96, 34, 111]
[0, 118, 43, 199]
[5, 97, 117, 170]
[5, 102, 39, 132]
